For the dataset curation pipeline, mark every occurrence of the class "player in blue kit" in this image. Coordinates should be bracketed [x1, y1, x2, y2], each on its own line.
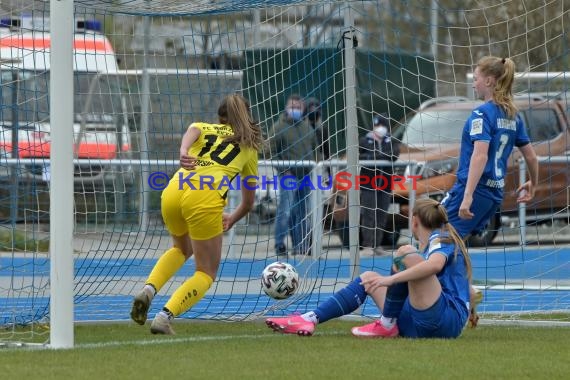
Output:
[442, 56, 538, 240]
[441, 56, 539, 327]
[266, 198, 472, 338]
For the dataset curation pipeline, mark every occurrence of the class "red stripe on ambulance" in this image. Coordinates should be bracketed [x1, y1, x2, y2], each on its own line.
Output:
[0, 36, 114, 53]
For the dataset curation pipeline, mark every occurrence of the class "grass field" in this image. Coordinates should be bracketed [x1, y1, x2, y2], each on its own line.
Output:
[1, 320, 569, 379]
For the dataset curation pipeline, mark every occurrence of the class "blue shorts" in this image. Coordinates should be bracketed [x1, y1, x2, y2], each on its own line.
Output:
[397, 292, 467, 338]
[441, 186, 500, 238]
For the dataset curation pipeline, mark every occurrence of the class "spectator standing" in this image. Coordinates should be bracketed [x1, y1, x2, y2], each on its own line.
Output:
[270, 94, 321, 256]
[358, 113, 400, 255]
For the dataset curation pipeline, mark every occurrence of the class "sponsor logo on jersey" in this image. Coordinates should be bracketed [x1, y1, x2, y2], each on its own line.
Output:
[470, 118, 483, 135]
[428, 238, 442, 255]
[485, 178, 505, 188]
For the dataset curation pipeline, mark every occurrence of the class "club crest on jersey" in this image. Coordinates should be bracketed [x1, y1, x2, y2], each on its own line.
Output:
[428, 238, 442, 255]
[470, 118, 483, 135]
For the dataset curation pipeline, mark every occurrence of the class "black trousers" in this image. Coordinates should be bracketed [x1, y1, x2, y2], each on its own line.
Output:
[360, 188, 391, 248]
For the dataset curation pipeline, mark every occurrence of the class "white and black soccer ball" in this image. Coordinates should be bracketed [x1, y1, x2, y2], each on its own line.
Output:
[261, 261, 299, 300]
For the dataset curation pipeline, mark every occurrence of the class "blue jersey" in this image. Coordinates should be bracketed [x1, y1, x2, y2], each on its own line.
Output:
[422, 230, 470, 316]
[455, 101, 530, 202]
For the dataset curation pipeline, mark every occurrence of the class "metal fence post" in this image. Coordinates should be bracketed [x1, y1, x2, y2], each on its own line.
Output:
[408, 162, 417, 246]
[311, 161, 323, 259]
[519, 159, 527, 245]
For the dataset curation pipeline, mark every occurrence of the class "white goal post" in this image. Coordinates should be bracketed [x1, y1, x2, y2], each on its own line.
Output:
[49, 0, 74, 350]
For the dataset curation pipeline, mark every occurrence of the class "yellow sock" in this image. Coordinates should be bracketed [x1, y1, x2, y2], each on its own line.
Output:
[146, 247, 186, 293]
[164, 271, 213, 317]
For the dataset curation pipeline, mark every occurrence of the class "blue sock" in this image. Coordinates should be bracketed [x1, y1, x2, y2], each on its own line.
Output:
[314, 277, 367, 324]
[382, 281, 408, 318]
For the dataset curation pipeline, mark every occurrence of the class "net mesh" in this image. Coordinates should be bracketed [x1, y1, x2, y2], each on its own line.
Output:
[1, 0, 569, 345]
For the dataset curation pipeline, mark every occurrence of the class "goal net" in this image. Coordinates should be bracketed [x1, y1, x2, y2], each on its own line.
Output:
[1, 0, 569, 346]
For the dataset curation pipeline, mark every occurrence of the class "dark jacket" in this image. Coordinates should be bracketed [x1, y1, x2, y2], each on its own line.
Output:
[358, 131, 400, 191]
[270, 113, 322, 178]
[309, 119, 330, 161]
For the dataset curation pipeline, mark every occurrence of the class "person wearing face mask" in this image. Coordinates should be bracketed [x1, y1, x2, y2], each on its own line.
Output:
[305, 97, 330, 162]
[270, 94, 322, 256]
[357, 113, 400, 256]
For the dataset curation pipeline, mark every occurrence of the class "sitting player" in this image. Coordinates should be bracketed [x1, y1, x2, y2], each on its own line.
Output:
[266, 198, 472, 338]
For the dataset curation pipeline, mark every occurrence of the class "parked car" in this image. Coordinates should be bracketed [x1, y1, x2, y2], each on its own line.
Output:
[388, 96, 570, 246]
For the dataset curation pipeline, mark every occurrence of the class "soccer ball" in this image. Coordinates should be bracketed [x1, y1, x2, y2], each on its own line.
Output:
[261, 261, 299, 300]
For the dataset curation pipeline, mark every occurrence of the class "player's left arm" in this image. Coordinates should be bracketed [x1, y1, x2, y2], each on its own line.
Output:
[223, 187, 256, 231]
[390, 252, 446, 283]
[361, 253, 446, 292]
[180, 124, 201, 170]
[514, 114, 538, 202]
[517, 143, 539, 202]
[223, 154, 258, 231]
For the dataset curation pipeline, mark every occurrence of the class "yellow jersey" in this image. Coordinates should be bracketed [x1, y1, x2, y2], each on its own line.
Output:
[175, 122, 258, 198]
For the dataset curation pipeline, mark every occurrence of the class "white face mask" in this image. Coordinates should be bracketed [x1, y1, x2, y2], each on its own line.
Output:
[374, 126, 388, 138]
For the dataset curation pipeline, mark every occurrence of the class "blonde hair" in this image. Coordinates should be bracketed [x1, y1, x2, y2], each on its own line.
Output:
[476, 56, 517, 118]
[218, 93, 263, 151]
[412, 198, 472, 280]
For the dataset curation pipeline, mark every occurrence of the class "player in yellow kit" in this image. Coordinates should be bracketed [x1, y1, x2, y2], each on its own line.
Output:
[130, 94, 263, 334]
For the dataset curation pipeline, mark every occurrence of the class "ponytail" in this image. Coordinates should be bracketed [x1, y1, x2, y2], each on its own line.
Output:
[477, 56, 517, 118]
[413, 199, 472, 281]
[442, 223, 472, 281]
[218, 94, 263, 151]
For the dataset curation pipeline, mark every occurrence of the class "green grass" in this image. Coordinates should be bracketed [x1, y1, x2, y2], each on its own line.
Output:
[1, 320, 569, 379]
[0, 229, 49, 252]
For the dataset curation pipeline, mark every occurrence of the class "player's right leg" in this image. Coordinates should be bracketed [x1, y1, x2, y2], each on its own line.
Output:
[352, 246, 420, 338]
[131, 181, 192, 325]
[149, 191, 222, 335]
[130, 285, 155, 325]
[130, 236, 192, 325]
[265, 314, 316, 336]
[150, 309, 176, 335]
[351, 320, 399, 338]
[149, 238, 217, 335]
[130, 244, 188, 325]
[266, 276, 368, 336]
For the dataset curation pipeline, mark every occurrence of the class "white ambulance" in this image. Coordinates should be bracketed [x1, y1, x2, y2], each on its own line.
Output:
[0, 16, 131, 183]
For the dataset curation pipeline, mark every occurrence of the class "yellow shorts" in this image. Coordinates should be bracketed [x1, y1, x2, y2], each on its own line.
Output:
[161, 179, 226, 240]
